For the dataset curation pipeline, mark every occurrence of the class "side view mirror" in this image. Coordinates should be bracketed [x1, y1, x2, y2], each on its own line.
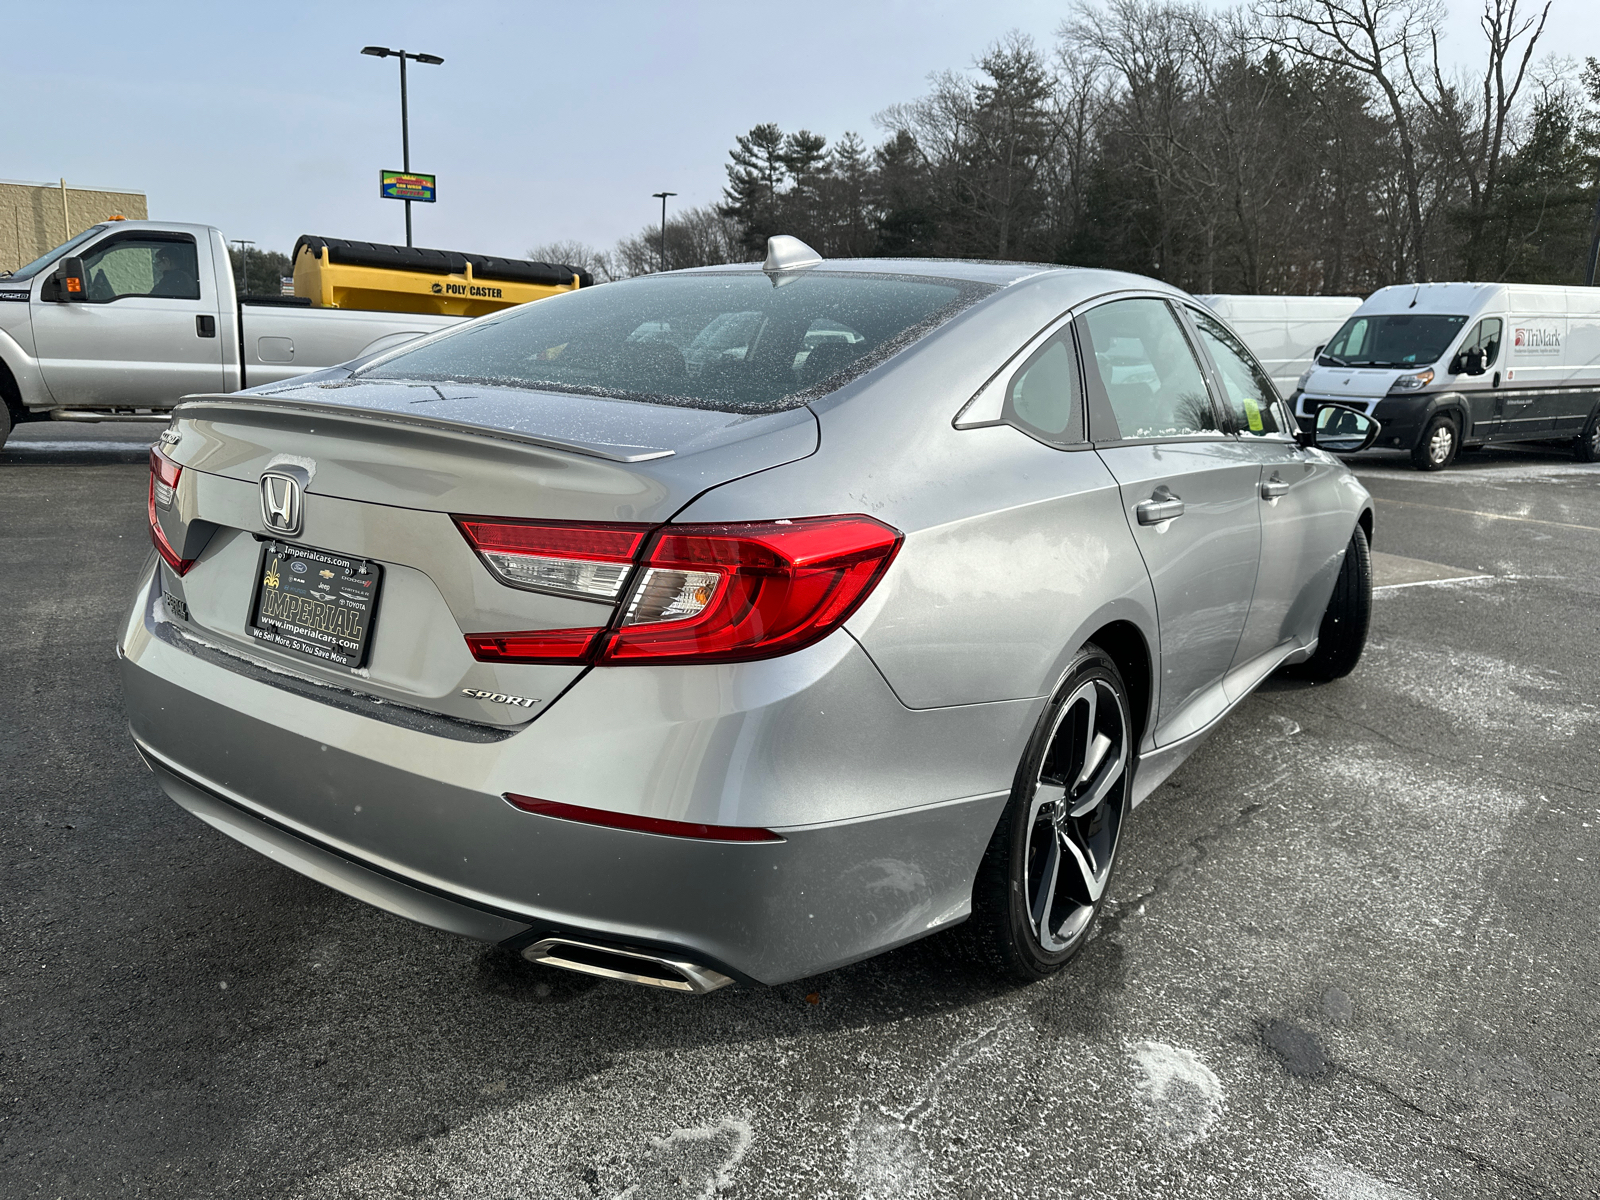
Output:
[50, 256, 89, 303]
[1309, 403, 1381, 454]
[1450, 346, 1486, 376]
[1313, 343, 1325, 357]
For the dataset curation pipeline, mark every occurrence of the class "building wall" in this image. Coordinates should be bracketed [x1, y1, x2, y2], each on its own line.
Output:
[0, 180, 149, 275]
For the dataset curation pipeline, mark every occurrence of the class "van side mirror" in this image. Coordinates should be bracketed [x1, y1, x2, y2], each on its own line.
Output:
[1451, 346, 1486, 376]
[50, 256, 89, 303]
[1310, 403, 1381, 454]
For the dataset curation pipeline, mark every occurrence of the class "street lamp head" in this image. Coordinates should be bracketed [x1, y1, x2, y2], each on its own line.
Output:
[414, 53, 445, 65]
[360, 46, 392, 57]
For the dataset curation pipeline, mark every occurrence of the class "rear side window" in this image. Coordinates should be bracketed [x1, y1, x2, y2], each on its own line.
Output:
[359, 271, 994, 412]
[80, 235, 200, 302]
[1002, 333, 1082, 445]
[1078, 298, 1221, 440]
[1187, 306, 1283, 436]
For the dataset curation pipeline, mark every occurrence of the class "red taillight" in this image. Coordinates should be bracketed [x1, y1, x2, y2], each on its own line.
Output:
[454, 515, 651, 601]
[148, 446, 192, 574]
[601, 516, 902, 664]
[504, 794, 783, 842]
[459, 513, 902, 666]
[464, 627, 603, 663]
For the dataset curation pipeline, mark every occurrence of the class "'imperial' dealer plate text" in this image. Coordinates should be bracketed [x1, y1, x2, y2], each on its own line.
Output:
[248, 541, 383, 669]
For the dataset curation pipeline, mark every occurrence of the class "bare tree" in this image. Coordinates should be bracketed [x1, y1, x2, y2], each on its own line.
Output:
[526, 240, 621, 283]
[1261, 0, 1445, 280]
[1412, 0, 1550, 275]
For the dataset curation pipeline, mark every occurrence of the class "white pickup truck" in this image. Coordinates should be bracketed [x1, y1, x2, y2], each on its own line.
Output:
[0, 221, 465, 447]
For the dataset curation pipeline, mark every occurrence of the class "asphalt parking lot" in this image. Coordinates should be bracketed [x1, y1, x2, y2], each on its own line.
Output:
[3, 425, 1596, 1199]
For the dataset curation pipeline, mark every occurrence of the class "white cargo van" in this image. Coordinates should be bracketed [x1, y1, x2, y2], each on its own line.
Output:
[1196, 294, 1362, 399]
[1295, 282, 1600, 469]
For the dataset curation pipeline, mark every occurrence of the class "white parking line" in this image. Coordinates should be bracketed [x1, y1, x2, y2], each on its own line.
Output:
[1374, 575, 1493, 591]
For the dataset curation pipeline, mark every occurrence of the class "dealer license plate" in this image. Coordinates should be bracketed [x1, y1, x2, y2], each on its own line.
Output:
[248, 541, 383, 669]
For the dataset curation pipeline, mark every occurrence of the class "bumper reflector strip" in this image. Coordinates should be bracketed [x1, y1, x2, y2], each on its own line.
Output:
[504, 794, 783, 842]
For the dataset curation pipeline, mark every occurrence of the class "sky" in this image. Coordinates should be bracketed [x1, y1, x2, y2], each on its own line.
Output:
[4, 1, 1598, 262]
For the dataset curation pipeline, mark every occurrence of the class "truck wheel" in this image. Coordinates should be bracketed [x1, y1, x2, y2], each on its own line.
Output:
[1288, 525, 1371, 682]
[1411, 414, 1458, 470]
[0, 403, 10, 451]
[1575, 411, 1600, 463]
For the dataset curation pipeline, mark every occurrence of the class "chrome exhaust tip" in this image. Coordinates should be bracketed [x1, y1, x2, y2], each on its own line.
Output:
[520, 937, 734, 994]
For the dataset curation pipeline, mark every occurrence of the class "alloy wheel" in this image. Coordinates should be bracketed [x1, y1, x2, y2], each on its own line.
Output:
[1022, 677, 1130, 953]
[1428, 422, 1455, 465]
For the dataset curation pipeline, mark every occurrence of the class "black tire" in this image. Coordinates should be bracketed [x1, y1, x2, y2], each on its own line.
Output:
[1411, 413, 1458, 470]
[1574, 410, 1600, 463]
[0, 403, 10, 452]
[1289, 525, 1371, 682]
[963, 645, 1134, 981]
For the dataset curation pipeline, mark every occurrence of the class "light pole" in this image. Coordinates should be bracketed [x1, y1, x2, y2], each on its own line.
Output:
[230, 239, 254, 295]
[652, 191, 676, 273]
[361, 45, 444, 247]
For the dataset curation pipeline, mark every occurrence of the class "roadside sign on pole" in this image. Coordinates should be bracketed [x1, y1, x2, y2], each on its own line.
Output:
[380, 171, 436, 203]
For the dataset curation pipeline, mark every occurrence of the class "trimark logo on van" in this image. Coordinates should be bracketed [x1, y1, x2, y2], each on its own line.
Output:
[1513, 326, 1561, 355]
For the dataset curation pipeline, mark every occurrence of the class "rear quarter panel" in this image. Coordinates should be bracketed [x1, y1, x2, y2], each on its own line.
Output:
[676, 274, 1159, 713]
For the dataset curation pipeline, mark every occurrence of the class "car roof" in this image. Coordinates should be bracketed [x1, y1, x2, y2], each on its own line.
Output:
[677, 258, 1189, 302]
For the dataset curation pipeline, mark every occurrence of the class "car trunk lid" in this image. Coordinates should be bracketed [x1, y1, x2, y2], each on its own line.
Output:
[150, 381, 818, 726]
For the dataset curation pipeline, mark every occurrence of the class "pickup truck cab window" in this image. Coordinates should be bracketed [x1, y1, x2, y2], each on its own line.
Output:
[81, 235, 201, 302]
[1186, 305, 1285, 436]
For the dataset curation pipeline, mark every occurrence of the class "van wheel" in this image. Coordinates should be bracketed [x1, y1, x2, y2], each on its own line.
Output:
[0, 404, 11, 452]
[1411, 415, 1458, 470]
[962, 646, 1132, 981]
[1287, 525, 1371, 682]
[1575, 412, 1600, 463]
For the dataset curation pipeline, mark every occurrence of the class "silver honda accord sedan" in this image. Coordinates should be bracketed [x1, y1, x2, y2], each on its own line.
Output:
[120, 237, 1377, 992]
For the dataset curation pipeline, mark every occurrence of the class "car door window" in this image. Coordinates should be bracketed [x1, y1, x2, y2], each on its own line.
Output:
[1186, 306, 1285, 436]
[1002, 331, 1082, 445]
[1078, 298, 1220, 440]
[1462, 318, 1503, 366]
[80, 236, 201, 302]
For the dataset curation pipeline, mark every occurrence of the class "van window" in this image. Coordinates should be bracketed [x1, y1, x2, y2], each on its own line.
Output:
[1460, 318, 1502, 367]
[1186, 306, 1283, 435]
[1078, 298, 1221, 439]
[1319, 313, 1466, 368]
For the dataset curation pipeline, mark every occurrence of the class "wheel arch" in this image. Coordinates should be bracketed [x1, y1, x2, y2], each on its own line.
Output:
[1424, 393, 1471, 438]
[1083, 619, 1152, 755]
[0, 353, 23, 423]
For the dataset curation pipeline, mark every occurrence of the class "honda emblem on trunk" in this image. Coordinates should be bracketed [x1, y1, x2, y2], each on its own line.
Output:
[260, 472, 304, 537]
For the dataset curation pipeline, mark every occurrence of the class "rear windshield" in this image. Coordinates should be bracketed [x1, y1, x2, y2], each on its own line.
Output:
[1318, 313, 1467, 368]
[357, 270, 992, 411]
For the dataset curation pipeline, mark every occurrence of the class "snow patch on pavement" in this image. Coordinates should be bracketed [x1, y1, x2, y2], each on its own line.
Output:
[1373, 642, 1594, 741]
[1130, 1041, 1225, 1147]
[615, 1117, 753, 1200]
[1297, 1152, 1421, 1199]
[847, 1107, 934, 1199]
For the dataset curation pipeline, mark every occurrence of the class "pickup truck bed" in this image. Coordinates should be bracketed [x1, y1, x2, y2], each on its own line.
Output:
[0, 221, 464, 445]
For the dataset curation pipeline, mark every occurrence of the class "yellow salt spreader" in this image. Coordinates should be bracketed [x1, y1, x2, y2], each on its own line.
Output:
[290, 235, 591, 317]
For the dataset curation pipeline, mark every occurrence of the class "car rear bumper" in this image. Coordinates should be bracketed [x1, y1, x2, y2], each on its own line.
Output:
[119, 565, 1019, 985]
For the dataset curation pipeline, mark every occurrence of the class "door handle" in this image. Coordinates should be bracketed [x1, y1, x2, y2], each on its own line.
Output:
[1261, 474, 1290, 500]
[196, 314, 217, 338]
[1136, 488, 1185, 525]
